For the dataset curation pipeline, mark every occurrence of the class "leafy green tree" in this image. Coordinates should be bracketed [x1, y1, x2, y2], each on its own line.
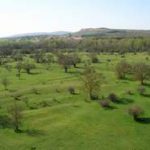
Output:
[116, 60, 131, 79]
[82, 66, 104, 100]
[23, 61, 36, 74]
[1, 77, 10, 90]
[58, 54, 72, 73]
[16, 61, 23, 79]
[8, 100, 23, 132]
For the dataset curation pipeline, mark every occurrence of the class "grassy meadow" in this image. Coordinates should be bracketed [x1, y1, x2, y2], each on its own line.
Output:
[0, 52, 150, 150]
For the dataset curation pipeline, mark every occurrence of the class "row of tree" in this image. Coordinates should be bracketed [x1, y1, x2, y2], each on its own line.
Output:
[116, 60, 150, 85]
[0, 37, 150, 56]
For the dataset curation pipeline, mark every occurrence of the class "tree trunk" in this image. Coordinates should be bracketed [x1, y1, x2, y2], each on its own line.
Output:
[73, 63, 77, 68]
[141, 79, 144, 85]
[64, 67, 68, 73]
[15, 124, 20, 133]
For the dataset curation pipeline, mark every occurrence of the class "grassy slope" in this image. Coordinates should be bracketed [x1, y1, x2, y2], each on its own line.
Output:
[0, 53, 150, 150]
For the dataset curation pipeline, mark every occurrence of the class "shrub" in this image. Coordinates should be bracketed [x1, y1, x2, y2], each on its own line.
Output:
[4, 64, 12, 72]
[128, 106, 144, 120]
[32, 88, 40, 95]
[1, 77, 10, 90]
[68, 86, 75, 94]
[145, 57, 149, 61]
[31, 147, 36, 150]
[0, 115, 12, 128]
[126, 90, 134, 95]
[91, 56, 99, 63]
[90, 94, 99, 100]
[108, 93, 118, 102]
[137, 86, 146, 95]
[39, 101, 50, 107]
[100, 100, 110, 108]
[107, 59, 111, 62]
[56, 88, 61, 93]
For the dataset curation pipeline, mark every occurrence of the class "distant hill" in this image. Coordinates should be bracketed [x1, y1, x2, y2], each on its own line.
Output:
[8, 31, 71, 39]
[3, 28, 150, 39]
[73, 28, 150, 38]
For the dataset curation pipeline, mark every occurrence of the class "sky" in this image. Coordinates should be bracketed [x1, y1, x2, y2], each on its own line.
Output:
[0, 0, 150, 37]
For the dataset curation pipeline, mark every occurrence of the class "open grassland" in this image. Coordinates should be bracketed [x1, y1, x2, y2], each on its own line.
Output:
[0, 53, 150, 150]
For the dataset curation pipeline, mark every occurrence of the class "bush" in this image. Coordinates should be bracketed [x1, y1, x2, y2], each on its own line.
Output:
[0, 115, 12, 128]
[90, 94, 99, 100]
[137, 86, 146, 95]
[91, 57, 99, 63]
[32, 88, 40, 95]
[31, 147, 36, 150]
[128, 106, 144, 120]
[68, 86, 75, 94]
[56, 88, 61, 93]
[100, 100, 110, 108]
[126, 90, 134, 95]
[145, 57, 149, 61]
[108, 93, 118, 102]
[4, 64, 12, 72]
[107, 59, 111, 62]
[39, 101, 50, 107]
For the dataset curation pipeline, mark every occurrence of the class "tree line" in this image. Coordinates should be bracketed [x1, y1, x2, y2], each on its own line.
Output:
[0, 37, 150, 56]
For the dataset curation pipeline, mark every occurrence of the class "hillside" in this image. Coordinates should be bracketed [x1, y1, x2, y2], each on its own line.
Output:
[2, 28, 150, 40]
[73, 28, 150, 37]
[7, 31, 71, 39]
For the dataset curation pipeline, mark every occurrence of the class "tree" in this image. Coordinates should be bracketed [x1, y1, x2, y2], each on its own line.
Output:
[89, 53, 99, 63]
[23, 61, 36, 74]
[33, 50, 45, 63]
[133, 62, 150, 85]
[16, 61, 23, 79]
[116, 60, 131, 79]
[1, 77, 10, 90]
[58, 54, 72, 73]
[82, 66, 104, 100]
[43, 53, 55, 69]
[69, 53, 81, 68]
[8, 100, 23, 132]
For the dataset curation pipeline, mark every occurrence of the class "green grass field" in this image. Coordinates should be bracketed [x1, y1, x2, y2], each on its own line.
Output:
[0, 53, 150, 150]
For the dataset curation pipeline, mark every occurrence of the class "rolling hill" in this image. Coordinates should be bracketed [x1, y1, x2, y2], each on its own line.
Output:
[3, 28, 150, 39]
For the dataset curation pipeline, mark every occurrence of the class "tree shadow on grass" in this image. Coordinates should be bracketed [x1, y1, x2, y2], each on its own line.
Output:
[143, 83, 150, 88]
[25, 129, 46, 137]
[142, 94, 150, 98]
[116, 98, 134, 105]
[104, 105, 118, 110]
[29, 72, 41, 75]
[136, 117, 150, 124]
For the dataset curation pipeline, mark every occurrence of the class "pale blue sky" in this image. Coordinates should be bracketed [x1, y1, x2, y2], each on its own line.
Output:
[0, 0, 150, 37]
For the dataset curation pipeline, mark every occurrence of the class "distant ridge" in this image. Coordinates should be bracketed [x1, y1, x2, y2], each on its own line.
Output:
[2, 28, 150, 39]
[73, 28, 150, 37]
[8, 31, 71, 38]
